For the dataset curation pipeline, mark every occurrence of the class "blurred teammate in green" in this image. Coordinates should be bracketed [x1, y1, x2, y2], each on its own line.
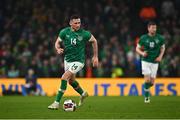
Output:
[136, 21, 165, 103]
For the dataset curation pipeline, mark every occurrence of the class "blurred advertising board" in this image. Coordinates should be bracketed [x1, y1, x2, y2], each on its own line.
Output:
[0, 78, 179, 96]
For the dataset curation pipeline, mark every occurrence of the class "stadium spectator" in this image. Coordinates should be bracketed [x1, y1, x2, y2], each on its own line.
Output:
[7, 65, 19, 78]
[0, 59, 7, 78]
[161, 0, 175, 19]
[24, 69, 37, 95]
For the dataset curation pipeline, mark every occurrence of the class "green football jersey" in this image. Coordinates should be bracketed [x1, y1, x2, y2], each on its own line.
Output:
[138, 34, 165, 63]
[59, 27, 91, 63]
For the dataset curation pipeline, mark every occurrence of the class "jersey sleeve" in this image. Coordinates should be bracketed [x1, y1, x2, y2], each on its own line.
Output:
[138, 35, 144, 47]
[84, 31, 91, 42]
[58, 29, 66, 40]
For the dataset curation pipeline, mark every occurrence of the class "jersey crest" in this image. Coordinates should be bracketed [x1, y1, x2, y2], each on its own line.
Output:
[77, 36, 83, 41]
[155, 39, 159, 44]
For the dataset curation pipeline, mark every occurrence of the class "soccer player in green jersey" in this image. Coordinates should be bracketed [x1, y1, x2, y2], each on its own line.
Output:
[136, 21, 165, 103]
[48, 15, 99, 109]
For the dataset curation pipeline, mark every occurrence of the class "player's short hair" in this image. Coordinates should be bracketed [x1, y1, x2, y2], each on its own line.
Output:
[147, 21, 156, 27]
[70, 14, 80, 20]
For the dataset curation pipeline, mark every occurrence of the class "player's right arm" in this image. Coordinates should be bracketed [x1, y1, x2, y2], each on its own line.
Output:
[136, 37, 148, 57]
[56, 28, 66, 54]
[55, 37, 64, 54]
[136, 44, 148, 57]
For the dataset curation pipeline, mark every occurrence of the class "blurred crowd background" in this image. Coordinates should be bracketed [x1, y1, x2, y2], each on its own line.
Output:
[0, 0, 180, 78]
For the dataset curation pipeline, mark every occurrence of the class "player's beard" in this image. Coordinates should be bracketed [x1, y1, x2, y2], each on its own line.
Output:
[72, 26, 80, 31]
[75, 26, 80, 31]
[149, 30, 156, 36]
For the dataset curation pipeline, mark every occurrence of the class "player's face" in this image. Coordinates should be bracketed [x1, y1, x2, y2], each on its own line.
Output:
[70, 18, 81, 31]
[148, 25, 157, 35]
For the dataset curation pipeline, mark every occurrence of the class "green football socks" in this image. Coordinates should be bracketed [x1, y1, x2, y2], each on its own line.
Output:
[70, 80, 84, 95]
[55, 80, 67, 103]
[144, 82, 151, 98]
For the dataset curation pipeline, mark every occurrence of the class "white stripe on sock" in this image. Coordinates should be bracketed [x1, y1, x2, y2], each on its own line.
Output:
[58, 89, 65, 93]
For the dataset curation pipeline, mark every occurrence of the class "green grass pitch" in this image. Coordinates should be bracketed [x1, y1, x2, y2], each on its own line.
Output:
[0, 96, 180, 119]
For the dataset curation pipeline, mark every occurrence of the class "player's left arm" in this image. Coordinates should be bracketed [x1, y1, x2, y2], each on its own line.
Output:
[155, 44, 165, 62]
[89, 35, 99, 67]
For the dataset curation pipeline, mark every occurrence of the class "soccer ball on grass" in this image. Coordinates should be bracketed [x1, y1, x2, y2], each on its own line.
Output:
[63, 99, 77, 112]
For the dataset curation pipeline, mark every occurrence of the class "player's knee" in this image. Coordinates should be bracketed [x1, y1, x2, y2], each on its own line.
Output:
[150, 82, 154, 86]
[61, 72, 72, 81]
[144, 75, 150, 82]
[145, 79, 151, 83]
[61, 75, 68, 80]
[61, 76, 65, 80]
[150, 78, 155, 86]
[68, 79, 74, 85]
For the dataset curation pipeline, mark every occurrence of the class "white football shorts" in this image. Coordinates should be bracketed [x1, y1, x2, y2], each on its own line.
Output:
[141, 61, 159, 78]
[64, 60, 84, 74]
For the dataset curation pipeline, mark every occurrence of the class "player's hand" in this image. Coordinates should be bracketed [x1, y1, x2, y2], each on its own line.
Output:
[92, 56, 99, 67]
[56, 48, 64, 54]
[142, 52, 148, 57]
[155, 56, 162, 62]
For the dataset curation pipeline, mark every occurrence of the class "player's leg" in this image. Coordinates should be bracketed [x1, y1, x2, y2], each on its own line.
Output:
[142, 61, 151, 103]
[144, 63, 158, 103]
[68, 62, 84, 95]
[54, 61, 73, 103]
[68, 62, 88, 106]
[149, 77, 155, 88]
[55, 71, 73, 102]
[69, 76, 88, 106]
[69, 75, 84, 95]
[149, 63, 159, 89]
[48, 61, 72, 110]
[48, 70, 73, 110]
[144, 75, 151, 103]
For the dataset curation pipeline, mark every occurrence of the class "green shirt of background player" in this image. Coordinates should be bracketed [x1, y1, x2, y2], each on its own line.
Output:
[48, 15, 99, 110]
[136, 21, 165, 103]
